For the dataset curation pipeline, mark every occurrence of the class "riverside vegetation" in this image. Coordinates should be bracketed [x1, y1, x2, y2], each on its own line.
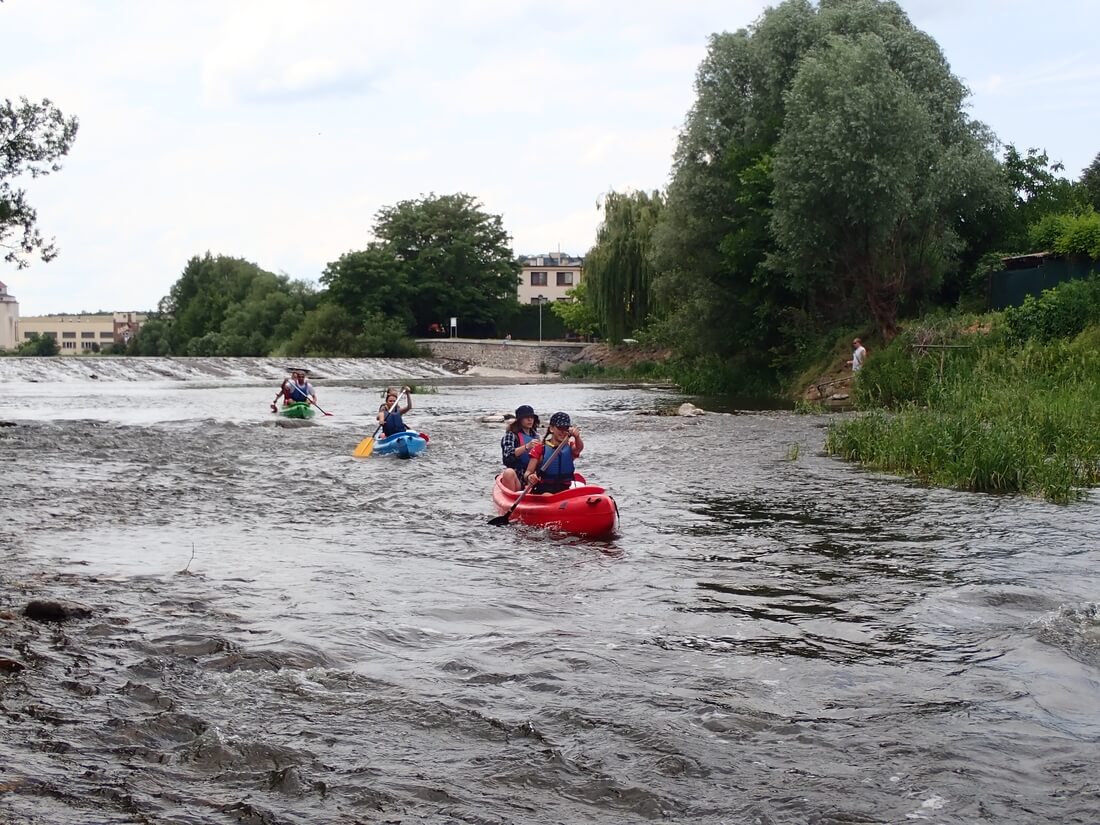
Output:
[827, 273, 1100, 502]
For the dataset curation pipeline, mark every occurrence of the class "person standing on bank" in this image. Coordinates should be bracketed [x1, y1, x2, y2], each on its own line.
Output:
[847, 338, 867, 373]
[500, 405, 540, 491]
[524, 411, 584, 494]
[377, 386, 413, 436]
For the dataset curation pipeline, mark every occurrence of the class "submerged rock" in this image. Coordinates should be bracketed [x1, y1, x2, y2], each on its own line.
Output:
[677, 403, 705, 417]
[24, 599, 94, 623]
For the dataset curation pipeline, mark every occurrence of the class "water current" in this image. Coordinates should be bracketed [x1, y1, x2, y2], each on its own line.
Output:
[1, 358, 1098, 824]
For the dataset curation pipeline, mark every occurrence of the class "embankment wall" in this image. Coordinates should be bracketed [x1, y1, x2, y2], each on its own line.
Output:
[416, 339, 587, 373]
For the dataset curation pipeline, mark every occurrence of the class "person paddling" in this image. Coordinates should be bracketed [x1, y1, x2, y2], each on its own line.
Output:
[377, 386, 413, 436]
[273, 369, 316, 411]
[500, 404, 541, 491]
[524, 411, 584, 494]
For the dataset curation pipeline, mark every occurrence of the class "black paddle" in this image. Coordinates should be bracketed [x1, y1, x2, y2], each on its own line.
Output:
[489, 435, 571, 526]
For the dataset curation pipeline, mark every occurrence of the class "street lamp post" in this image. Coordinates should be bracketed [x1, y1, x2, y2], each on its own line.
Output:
[537, 294, 546, 343]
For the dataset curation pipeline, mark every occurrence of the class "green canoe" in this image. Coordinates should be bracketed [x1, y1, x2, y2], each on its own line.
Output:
[279, 402, 315, 419]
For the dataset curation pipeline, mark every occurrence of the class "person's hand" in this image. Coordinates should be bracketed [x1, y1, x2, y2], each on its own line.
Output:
[402, 385, 411, 394]
[569, 426, 581, 438]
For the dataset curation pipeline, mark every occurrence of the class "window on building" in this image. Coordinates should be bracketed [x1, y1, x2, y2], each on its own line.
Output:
[43, 331, 57, 338]
[81, 331, 95, 339]
[530, 297, 546, 305]
[556, 272, 573, 286]
[62, 341, 76, 349]
[100, 331, 114, 338]
[556, 297, 573, 302]
[23, 331, 36, 339]
[530, 271, 548, 286]
[62, 331, 77, 339]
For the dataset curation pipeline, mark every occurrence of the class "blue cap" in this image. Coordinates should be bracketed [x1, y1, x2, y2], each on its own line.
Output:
[549, 411, 570, 428]
[515, 404, 536, 418]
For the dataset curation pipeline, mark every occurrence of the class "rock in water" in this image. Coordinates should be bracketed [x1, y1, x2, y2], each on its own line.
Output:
[24, 600, 94, 623]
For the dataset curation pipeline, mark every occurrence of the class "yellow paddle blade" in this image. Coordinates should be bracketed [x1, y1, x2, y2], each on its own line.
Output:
[352, 436, 375, 458]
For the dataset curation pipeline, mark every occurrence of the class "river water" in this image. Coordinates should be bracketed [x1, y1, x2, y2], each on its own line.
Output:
[1, 359, 1098, 824]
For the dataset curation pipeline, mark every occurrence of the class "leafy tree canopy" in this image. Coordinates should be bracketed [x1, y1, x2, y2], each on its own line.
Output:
[372, 193, 519, 336]
[550, 278, 601, 339]
[657, 0, 1009, 349]
[585, 189, 662, 342]
[0, 97, 79, 268]
[1080, 151, 1100, 212]
[157, 253, 318, 355]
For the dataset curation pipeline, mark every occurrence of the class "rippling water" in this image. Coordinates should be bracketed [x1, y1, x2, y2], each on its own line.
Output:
[2, 371, 1098, 824]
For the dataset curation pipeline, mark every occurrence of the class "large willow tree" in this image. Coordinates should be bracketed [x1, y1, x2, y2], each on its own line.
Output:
[656, 0, 1008, 353]
[585, 189, 663, 342]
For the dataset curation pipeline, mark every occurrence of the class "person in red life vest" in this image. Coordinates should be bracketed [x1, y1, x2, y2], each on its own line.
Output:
[524, 411, 584, 494]
[500, 404, 540, 491]
[271, 378, 291, 412]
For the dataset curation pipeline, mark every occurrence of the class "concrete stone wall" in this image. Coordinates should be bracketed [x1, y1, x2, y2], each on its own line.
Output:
[416, 338, 588, 373]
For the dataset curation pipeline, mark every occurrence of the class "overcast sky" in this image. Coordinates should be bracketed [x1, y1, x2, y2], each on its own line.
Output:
[3, 0, 1098, 315]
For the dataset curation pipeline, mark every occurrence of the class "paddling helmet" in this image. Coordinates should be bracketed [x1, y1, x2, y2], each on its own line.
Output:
[515, 404, 536, 419]
[549, 411, 570, 429]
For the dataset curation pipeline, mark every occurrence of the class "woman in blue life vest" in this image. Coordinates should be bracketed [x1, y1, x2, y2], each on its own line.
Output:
[377, 386, 413, 437]
[500, 404, 541, 491]
[524, 411, 584, 494]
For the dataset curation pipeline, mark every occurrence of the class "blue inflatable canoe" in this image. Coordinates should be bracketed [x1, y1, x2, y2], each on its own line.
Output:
[374, 431, 429, 458]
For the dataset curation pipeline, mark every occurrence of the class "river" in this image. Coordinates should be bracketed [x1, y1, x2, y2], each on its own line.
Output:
[1, 358, 1097, 824]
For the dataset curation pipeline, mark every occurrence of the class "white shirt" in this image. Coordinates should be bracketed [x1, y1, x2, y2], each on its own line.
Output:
[852, 345, 866, 372]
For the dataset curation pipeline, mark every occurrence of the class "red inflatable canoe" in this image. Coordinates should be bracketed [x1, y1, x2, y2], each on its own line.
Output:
[492, 473, 619, 538]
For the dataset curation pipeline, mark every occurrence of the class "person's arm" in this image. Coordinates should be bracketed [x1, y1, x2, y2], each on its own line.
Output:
[524, 443, 544, 485]
[400, 386, 413, 414]
[569, 427, 584, 458]
[307, 382, 317, 404]
[501, 432, 518, 464]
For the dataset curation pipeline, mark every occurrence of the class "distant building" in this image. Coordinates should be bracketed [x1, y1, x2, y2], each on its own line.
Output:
[16, 312, 146, 354]
[0, 282, 17, 350]
[517, 252, 584, 305]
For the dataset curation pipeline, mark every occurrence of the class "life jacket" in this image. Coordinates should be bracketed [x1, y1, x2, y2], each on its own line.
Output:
[503, 429, 538, 473]
[537, 437, 575, 482]
[382, 411, 408, 437]
[288, 380, 311, 403]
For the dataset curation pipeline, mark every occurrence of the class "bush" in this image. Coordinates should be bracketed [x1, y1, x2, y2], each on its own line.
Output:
[1001, 275, 1100, 344]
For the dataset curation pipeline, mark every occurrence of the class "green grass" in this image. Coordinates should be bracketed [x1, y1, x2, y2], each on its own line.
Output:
[826, 326, 1100, 502]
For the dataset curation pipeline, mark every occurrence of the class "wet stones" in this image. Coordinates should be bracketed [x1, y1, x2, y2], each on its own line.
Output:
[0, 655, 27, 673]
[23, 599, 94, 623]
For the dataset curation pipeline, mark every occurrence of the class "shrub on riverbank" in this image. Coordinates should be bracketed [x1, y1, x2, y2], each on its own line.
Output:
[561, 354, 776, 395]
[827, 322, 1100, 502]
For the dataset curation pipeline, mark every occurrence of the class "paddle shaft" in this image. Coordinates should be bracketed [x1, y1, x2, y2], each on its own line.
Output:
[491, 434, 572, 525]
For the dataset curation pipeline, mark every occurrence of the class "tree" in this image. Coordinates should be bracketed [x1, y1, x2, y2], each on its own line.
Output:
[584, 190, 662, 342]
[550, 279, 601, 339]
[1080, 151, 1100, 212]
[1, 97, 79, 268]
[658, 0, 1006, 350]
[772, 27, 1004, 339]
[160, 253, 316, 355]
[371, 193, 519, 337]
[997, 145, 1079, 251]
[319, 244, 414, 329]
[15, 332, 58, 356]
